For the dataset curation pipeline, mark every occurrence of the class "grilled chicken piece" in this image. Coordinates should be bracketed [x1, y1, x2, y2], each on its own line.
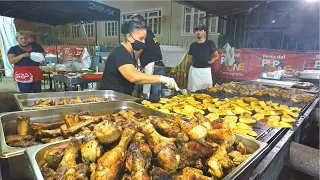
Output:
[81, 135, 103, 163]
[92, 128, 136, 180]
[60, 119, 96, 137]
[41, 136, 65, 143]
[34, 99, 54, 106]
[64, 114, 77, 127]
[55, 98, 69, 105]
[93, 120, 122, 144]
[206, 129, 236, 150]
[141, 123, 180, 172]
[8, 140, 40, 147]
[54, 139, 81, 179]
[228, 151, 251, 165]
[30, 120, 65, 131]
[126, 133, 152, 180]
[175, 115, 208, 142]
[75, 163, 90, 179]
[178, 141, 216, 169]
[69, 96, 83, 104]
[207, 147, 234, 179]
[35, 129, 62, 139]
[150, 116, 189, 142]
[149, 167, 171, 180]
[211, 119, 230, 130]
[5, 135, 33, 144]
[41, 166, 56, 180]
[236, 142, 246, 155]
[174, 167, 213, 180]
[121, 173, 132, 180]
[44, 144, 67, 169]
[16, 115, 30, 135]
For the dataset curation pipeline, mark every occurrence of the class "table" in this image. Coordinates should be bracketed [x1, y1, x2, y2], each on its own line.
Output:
[53, 74, 102, 92]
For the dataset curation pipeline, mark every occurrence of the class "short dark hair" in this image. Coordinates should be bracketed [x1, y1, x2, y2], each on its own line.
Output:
[121, 20, 145, 35]
[130, 14, 145, 23]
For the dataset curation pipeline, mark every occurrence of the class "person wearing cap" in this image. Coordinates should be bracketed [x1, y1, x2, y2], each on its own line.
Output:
[187, 24, 219, 92]
[7, 32, 45, 93]
[130, 14, 164, 98]
[100, 20, 178, 95]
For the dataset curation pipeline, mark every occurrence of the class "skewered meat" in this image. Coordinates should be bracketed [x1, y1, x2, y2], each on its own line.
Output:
[93, 120, 122, 144]
[141, 123, 180, 172]
[207, 147, 234, 179]
[44, 144, 67, 169]
[5, 135, 33, 144]
[228, 151, 252, 165]
[92, 128, 136, 180]
[126, 133, 152, 180]
[149, 167, 171, 180]
[150, 116, 189, 142]
[54, 139, 81, 179]
[41, 166, 55, 180]
[35, 129, 62, 139]
[81, 135, 103, 163]
[16, 115, 30, 135]
[174, 167, 212, 180]
[30, 120, 65, 131]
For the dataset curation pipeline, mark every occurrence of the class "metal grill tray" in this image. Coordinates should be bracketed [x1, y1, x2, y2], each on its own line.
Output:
[13, 90, 139, 111]
[0, 101, 169, 158]
[25, 134, 267, 180]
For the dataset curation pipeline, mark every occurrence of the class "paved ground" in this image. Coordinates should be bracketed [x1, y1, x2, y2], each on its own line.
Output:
[0, 77, 19, 93]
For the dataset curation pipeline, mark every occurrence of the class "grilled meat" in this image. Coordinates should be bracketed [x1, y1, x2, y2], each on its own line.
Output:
[41, 166, 56, 180]
[30, 120, 65, 131]
[44, 144, 67, 169]
[141, 123, 180, 172]
[35, 128, 62, 139]
[60, 118, 96, 137]
[5, 135, 33, 144]
[149, 167, 171, 180]
[228, 151, 251, 165]
[92, 128, 136, 180]
[34, 99, 55, 106]
[9, 140, 40, 147]
[126, 133, 152, 180]
[81, 135, 103, 163]
[207, 147, 234, 179]
[174, 167, 213, 180]
[41, 136, 65, 143]
[16, 115, 30, 135]
[93, 120, 122, 145]
[54, 139, 81, 179]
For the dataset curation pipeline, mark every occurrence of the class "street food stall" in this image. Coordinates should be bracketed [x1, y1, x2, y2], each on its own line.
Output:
[0, 1, 319, 180]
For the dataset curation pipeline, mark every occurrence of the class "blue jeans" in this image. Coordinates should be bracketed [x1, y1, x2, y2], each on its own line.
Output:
[150, 68, 165, 99]
[17, 81, 41, 93]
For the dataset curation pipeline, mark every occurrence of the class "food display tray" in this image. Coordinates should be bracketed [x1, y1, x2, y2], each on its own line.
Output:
[25, 134, 267, 180]
[13, 90, 139, 111]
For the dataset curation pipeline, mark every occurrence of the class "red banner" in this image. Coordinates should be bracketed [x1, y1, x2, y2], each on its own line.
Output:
[211, 49, 320, 80]
[42, 45, 85, 62]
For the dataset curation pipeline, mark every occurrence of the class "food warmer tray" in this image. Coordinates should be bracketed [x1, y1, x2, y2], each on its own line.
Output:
[25, 134, 267, 180]
[13, 90, 139, 111]
[0, 101, 170, 158]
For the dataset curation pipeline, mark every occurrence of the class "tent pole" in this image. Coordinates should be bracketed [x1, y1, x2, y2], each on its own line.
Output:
[95, 21, 98, 46]
[205, 11, 209, 39]
[54, 26, 59, 63]
[118, 20, 120, 43]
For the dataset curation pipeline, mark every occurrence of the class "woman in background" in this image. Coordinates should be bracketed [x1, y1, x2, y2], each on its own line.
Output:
[8, 32, 45, 93]
[100, 21, 178, 95]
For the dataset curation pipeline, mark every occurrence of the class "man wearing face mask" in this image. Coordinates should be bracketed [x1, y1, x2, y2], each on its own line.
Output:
[130, 14, 164, 99]
[100, 21, 178, 95]
[187, 24, 219, 92]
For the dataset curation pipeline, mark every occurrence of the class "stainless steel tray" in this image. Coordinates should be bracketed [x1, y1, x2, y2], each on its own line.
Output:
[0, 101, 170, 158]
[25, 134, 267, 180]
[13, 90, 139, 111]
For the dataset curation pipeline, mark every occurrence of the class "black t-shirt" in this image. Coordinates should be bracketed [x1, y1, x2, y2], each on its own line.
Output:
[188, 40, 217, 68]
[100, 45, 136, 95]
[140, 28, 163, 67]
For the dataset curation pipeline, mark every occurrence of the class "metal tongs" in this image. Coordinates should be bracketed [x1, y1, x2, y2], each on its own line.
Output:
[177, 88, 189, 96]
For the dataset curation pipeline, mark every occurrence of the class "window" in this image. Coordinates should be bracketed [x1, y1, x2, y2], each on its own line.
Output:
[72, 23, 80, 38]
[183, 6, 218, 35]
[122, 9, 162, 35]
[104, 21, 119, 37]
[84, 22, 95, 38]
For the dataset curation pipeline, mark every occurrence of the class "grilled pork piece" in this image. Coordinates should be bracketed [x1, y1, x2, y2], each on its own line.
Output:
[16, 115, 30, 135]
[5, 135, 33, 144]
[9, 140, 40, 147]
[41, 136, 65, 143]
[60, 119, 96, 137]
[35, 129, 62, 139]
[30, 120, 65, 131]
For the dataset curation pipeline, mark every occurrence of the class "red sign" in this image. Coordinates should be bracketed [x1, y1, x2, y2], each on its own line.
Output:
[212, 49, 320, 80]
[42, 45, 85, 62]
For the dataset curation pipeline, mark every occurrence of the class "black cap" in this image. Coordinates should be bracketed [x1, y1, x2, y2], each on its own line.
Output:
[195, 24, 207, 31]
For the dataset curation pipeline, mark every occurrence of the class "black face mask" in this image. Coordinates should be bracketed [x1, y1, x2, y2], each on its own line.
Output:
[130, 35, 146, 51]
[19, 44, 29, 47]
